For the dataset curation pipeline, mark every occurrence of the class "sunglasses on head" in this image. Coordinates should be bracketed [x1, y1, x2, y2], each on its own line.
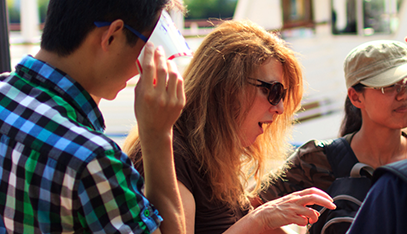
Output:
[248, 78, 287, 106]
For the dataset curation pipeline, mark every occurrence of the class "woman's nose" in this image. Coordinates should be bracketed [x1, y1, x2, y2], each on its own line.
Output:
[271, 100, 284, 115]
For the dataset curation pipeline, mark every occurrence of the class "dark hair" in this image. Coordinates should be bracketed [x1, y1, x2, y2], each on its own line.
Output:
[339, 83, 365, 137]
[41, 0, 169, 56]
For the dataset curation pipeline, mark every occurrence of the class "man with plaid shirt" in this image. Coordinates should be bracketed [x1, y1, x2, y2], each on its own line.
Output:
[0, 0, 185, 233]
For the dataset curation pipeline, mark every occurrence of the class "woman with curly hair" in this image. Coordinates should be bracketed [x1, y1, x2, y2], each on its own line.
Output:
[124, 20, 335, 234]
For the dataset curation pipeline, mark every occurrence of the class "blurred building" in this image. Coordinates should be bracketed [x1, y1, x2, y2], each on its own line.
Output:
[6, 0, 407, 145]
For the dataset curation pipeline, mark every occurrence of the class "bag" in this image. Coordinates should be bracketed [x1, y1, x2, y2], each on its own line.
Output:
[307, 137, 374, 234]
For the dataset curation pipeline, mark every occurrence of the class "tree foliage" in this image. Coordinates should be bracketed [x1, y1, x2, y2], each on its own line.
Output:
[7, 0, 238, 22]
[6, 0, 49, 23]
[184, 0, 238, 20]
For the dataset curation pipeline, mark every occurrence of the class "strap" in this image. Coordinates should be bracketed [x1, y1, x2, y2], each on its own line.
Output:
[373, 159, 407, 184]
[321, 217, 353, 234]
[350, 163, 374, 178]
[318, 194, 363, 215]
[324, 137, 359, 178]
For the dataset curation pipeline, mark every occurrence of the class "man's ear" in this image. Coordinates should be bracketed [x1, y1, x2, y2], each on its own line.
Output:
[100, 19, 125, 51]
[348, 87, 364, 109]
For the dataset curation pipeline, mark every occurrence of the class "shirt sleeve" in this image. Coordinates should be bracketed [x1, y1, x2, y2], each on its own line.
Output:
[347, 173, 407, 234]
[77, 150, 162, 234]
[258, 140, 335, 202]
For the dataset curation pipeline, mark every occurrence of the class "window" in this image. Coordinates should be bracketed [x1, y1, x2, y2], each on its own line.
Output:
[331, 0, 399, 35]
[282, 0, 314, 29]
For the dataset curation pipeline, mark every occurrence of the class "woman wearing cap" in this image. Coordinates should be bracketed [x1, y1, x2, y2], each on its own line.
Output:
[254, 40, 407, 231]
[123, 20, 336, 234]
[345, 39, 407, 234]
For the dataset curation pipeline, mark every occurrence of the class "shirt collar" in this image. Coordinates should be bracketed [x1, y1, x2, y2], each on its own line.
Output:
[15, 55, 105, 132]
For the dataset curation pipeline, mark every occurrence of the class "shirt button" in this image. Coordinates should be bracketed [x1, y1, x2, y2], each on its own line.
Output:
[144, 209, 150, 217]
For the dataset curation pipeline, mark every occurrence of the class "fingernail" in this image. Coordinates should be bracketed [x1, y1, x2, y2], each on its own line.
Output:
[146, 42, 154, 48]
[157, 46, 164, 53]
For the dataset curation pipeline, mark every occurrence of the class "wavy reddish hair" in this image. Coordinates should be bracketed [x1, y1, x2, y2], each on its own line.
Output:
[124, 20, 303, 208]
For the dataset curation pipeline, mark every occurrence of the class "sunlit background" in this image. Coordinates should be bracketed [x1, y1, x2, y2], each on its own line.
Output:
[3, 0, 407, 233]
[4, 0, 407, 145]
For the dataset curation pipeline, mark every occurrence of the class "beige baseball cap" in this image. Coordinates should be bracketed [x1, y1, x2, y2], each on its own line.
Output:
[344, 40, 407, 89]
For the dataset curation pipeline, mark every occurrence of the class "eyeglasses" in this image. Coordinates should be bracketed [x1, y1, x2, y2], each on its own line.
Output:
[363, 78, 407, 96]
[94, 21, 148, 43]
[248, 78, 287, 105]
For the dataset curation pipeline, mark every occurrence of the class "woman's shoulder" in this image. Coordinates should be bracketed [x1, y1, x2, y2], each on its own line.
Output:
[284, 138, 346, 177]
[173, 130, 197, 164]
[290, 133, 354, 162]
[172, 130, 207, 193]
[289, 138, 333, 161]
[258, 139, 337, 201]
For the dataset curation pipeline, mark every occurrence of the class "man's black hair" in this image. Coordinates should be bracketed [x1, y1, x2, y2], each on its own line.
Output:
[41, 0, 169, 56]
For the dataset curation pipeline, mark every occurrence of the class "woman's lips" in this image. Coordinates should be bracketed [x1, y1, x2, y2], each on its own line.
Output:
[395, 105, 407, 113]
[258, 120, 273, 130]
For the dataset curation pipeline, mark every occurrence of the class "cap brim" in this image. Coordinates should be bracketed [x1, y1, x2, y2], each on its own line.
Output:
[360, 62, 407, 88]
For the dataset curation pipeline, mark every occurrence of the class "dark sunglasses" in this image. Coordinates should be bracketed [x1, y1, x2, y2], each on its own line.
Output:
[248, 78, 287, 105]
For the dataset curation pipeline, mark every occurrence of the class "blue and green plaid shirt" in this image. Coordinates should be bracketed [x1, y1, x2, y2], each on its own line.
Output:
[0, 55, 162, 233]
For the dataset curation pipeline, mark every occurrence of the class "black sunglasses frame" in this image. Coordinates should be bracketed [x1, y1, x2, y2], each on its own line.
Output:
[248, 78, 287, 106]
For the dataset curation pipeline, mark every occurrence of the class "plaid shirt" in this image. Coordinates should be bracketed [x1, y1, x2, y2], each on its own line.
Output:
[0, 56, 162, 233]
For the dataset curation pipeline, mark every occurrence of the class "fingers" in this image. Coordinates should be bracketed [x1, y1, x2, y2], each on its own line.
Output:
[292, 210, 314, 226]
[294, 194, 335, 210]
[167, 60, 185, 112]
[139, 43, 184, 103]
[290, 187, 336, 210]
[281, 188, 336, 225]
[255, 188, 336, 231]
[167, 60, 186, 107]
[293, 187, 333, 202]
[306, 207, 321, 224]
[275, 187, 335, 210]
[134, 42, 185, 134]
[154, 46, 168, 91]
[166, 60, 180, 98]
[286, 204, 321, 226]
[140, 42, 155, 89]
[254, 199, 320, 230]
[177, 76, 185, 106]
[284, 206, 319, 226]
